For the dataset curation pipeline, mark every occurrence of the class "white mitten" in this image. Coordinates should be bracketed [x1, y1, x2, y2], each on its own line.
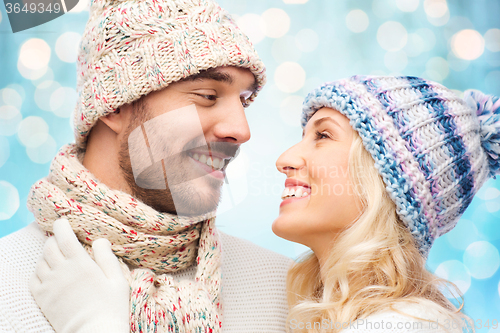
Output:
[30, 218, 130, 333]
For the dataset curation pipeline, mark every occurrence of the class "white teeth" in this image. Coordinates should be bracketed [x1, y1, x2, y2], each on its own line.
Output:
[281, 187, 310, 200]
[212, 158, 221, 169]
[191, 153, 226, 170]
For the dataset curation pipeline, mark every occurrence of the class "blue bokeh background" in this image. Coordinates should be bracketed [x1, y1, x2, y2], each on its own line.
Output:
[0, 0, 499, 330]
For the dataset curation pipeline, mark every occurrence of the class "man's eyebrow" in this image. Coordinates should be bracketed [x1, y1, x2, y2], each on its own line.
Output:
[183, 68, 259, 94]
[183, 69, 233, 84]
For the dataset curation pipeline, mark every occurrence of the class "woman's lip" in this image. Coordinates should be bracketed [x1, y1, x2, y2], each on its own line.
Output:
[280, 195, 309, 208]
[284, 178, 310, 189]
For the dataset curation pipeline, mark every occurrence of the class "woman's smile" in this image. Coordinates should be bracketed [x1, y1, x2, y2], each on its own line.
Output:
[280, 179, 311, 207]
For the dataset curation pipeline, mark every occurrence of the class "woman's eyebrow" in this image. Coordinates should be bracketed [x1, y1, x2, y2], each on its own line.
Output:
[302, 116, 343, 138]
[313, 117, 341, 129]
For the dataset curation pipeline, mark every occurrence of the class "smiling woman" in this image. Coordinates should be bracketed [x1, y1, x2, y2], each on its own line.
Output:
[274, 75, 500, 333]
[274, 108, 362, 255]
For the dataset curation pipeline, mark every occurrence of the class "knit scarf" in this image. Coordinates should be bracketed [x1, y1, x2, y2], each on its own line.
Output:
[27, 144, 222, 332]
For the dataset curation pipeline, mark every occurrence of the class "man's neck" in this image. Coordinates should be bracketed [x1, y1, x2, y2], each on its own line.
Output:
[82, 120, 130, 193]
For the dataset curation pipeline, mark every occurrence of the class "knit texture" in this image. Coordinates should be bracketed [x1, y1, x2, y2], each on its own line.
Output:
[27, 144, 222, 332]
[0, 223, 292, 332]
[301, 76, 500, 257]
[75, 0, 266, 147]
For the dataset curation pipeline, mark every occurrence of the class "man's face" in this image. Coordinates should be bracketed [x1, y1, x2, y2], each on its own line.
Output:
[118, 66, 257, 216]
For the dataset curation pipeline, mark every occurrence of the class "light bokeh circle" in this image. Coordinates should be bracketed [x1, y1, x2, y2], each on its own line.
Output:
[17, 61, 48, 81]
[19, 39, 51, 71]
[274, 62, 306, 93]
[237, 14, 265, 44]
[0, 105, 22, 136]
[446, 219, 479, 251]
[372, 0, 396, 19]
[17, 116, 49, 148]
[50, 87, 77, 118]
[447, 52, 470, 72]
[377, 21, 408, 51]
[260, 8, 290, 39]
[485, 28, 500, 52]
[0, 180, 20, 221]
[424, 0, 448, 18]
[384, 51, 408, 73]
[279, 95, 303, 127]
[295, 29, 319, 53]
[1, 88, 23, 109]
[31, 67, 55, 86]
[0, 137, 9, 168]
[435, 260, 471, 295]
[483, 187, 500, 213]
[425, 57, 449, 82]
[55, 32, 82, 63]
[452, 29, 485, 60]
[345, 9, 369, 33]
[463, 241, 500, 279]
[272, 36, 302, 63]
[35, 81, 62, 112]
[427, 9, 450, 26]
[396, 0, 419, 12]
[26, 134, 57, 164]
[485, 71, 500, 92]
[404, 33, 426, 57]
[416, 28, 436, 52]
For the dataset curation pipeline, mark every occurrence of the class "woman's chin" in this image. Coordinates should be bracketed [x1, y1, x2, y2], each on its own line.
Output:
[272, 215, 302, 244]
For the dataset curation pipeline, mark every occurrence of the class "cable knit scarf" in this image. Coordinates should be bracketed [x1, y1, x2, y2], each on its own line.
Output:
[27, 144, 222, 332]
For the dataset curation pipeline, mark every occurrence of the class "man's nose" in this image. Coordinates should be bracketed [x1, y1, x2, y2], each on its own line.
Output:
[212, 100, 251, 143]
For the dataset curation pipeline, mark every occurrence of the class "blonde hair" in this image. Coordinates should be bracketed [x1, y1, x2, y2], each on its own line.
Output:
[286, 132, 472, 332]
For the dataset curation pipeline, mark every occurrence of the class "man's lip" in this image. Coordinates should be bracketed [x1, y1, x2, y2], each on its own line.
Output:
[188, 149, 232, 160]
[284, 179, 311, 189]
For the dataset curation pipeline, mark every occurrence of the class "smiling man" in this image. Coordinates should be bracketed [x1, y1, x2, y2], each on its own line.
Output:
[0, 0, 292, 332]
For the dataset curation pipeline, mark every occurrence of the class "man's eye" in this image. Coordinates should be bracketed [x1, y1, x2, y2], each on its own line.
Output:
[199, 94, 217, 101]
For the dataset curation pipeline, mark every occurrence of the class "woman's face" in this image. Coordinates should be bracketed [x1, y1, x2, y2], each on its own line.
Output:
[273, 107, 362, 259]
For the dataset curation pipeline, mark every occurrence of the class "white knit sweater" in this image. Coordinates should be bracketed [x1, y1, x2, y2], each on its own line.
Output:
[0, 223, 293, 333]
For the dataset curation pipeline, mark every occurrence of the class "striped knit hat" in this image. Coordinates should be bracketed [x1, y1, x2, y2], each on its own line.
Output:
[74, 0, 266, 148]
[302, 76, 500, 257]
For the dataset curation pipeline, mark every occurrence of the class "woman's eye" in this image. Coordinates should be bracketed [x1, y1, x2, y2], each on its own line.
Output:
[315, 131, 330, 140]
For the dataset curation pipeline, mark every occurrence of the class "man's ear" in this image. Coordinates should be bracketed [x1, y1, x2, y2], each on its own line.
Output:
[100, 106, 129, 135]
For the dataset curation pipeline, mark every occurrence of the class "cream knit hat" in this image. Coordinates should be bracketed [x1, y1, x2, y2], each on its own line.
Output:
[74, 0, 266, 148]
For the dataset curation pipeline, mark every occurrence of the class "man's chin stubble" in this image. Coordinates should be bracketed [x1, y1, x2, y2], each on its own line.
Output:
[119, 150, 222, 216]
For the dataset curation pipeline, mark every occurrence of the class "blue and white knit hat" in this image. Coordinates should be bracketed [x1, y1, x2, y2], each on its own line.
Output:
[302, 76, 500, 257]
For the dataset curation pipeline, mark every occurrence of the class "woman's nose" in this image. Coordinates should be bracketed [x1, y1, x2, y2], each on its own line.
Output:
[276, 142, 306, 175]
